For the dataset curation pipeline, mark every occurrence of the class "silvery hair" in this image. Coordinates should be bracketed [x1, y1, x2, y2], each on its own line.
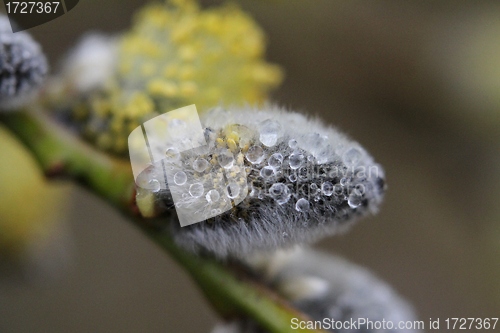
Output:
[211, 248, 421, 333]
[0, 15, 48, 110]
[150, 105, 386, 258]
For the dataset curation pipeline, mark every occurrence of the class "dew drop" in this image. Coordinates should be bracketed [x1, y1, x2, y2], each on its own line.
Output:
[289, 152, 304, 169]
[174, 171, 187, 185]
[218, 150, 234, 169]
[260, 166, 275, 178]
[321, 181, 334, 196]
[269, 183, 291, 204]
[225, 182, 240, 199]
[246, 145, 265, 164]
[193, 158, 209, 172]
[259, 119, 282, 147]
[348, 193, 362, 208]
[344, 148, 362, 166]
[303, 134, 330, 164]
[295, 198, 310, 212]
[298, 166, 309, 180]
[289, 174, 297, 182]
[189, 183, 204, 197]
[148, 179, 161, 193]
[288, 139, 298, 149]
[165, 147, 180, 162]
[268, 153, 283, 168]
[206, 189, 220, 203]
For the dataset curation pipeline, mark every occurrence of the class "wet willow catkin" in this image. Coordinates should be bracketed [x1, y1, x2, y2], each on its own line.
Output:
[47, 0, 385, 259]
[140, 106, 386, 258]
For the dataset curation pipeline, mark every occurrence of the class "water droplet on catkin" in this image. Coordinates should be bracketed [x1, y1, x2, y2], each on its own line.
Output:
[174, 171, 187, 185]
[348, 193, 362, 208]
[193, 158, 209, 172]
[165, 147, 180, 162]
[148, 179, 161, 192]
[189, 183, 204, 197]
[246, 145, 265, 164]
[206, 189, 220, 203]
[268, 153, 283, 168]
[321, 181, 334, 196]
[269, 183, 291, 204]
[344, 147, 362, 166]
[289, 152, 304, 169]
[259, 119, 282, 147]
[218, 150, 234, 169]
[295, 198, 310, 212]
[260, 166, 275, 178]
[225, 182, 240, 199]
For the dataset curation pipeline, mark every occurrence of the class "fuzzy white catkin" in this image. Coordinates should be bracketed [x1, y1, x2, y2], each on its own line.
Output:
[0, 15, 48, 110]
[59, 33, 117, 94]
[211, 248, 421, 333]
[153, 105, 386, 258]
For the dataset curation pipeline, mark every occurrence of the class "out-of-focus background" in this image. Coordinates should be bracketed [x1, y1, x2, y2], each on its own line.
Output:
[1, 0, 500, 332]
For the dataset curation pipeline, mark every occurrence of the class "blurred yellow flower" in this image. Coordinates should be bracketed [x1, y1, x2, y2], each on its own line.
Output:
[56, 0, 283, 155]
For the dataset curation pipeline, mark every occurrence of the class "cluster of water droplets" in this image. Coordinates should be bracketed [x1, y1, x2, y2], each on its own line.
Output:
[238, 120, 361, 213]
[163, 107, 388, 260]
[171, 150, 245, 220]
[140, 112, 378, 226]
[138, 121, 255, 224]
[239, 118, 374, 217]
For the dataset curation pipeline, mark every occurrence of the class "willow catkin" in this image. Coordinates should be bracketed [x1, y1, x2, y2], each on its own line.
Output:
[143, 105, 386, 258]
[50, 0, 282, 154]
[211, 248, 420, 333]
[0, 15, 47, 110]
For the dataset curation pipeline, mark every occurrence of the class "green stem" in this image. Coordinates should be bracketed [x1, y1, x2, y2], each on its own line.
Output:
[0, 110, 327, 333]
[150, 229, 318, 333]
[0, 109, 134, 210]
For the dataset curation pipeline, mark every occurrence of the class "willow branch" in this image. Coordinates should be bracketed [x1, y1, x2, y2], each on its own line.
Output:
[0, 109, 327, 333]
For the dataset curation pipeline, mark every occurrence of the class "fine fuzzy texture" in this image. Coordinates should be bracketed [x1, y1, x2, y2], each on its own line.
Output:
[0, 15, 48, 110]
[211, 248, 420, 333]
[150, 105, 386, 258]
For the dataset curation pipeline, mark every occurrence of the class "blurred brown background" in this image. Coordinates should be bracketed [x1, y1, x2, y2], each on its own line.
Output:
[1, 0, 500, 332]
